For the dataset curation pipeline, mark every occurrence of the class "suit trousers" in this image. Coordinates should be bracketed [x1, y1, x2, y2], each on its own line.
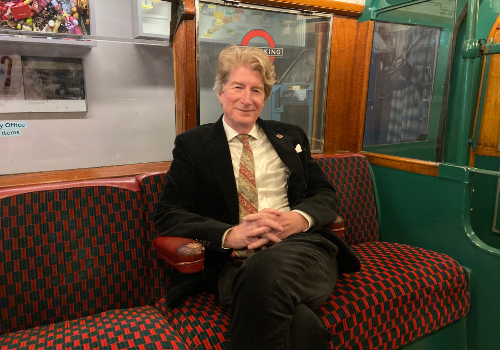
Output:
[218, 233, 339, 350]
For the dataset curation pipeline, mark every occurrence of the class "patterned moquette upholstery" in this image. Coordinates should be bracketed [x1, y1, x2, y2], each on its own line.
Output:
[159, 153, 470, 350]
[317, 242, 470, 350]
[0, 306, 188, 350]
[317, 154, 379, 245]
[136, 172, 170, 303]
[156, 242, 470, 350]
[156, 292, 230, 350]
[0, 183, 149, 335]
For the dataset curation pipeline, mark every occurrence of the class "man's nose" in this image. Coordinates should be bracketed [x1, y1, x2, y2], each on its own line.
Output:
[240, 89, 251, 105]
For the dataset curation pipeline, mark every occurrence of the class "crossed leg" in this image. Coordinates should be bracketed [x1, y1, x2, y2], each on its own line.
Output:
[228, 233, 338, 350]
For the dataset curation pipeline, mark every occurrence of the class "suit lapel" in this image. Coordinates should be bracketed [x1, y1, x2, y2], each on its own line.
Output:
[204, 116, 239, 224]
[259, 119, 303, 175]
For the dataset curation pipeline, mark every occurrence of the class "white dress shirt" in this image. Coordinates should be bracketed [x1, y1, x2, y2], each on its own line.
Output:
[221, 118, 315, 248]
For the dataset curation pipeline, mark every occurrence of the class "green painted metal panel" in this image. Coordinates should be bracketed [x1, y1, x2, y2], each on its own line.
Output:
[376, 2, 456, 28]
[372, 164, 500, 350]
[359, 0, 439, 22]
[444, 2, 500, 164]
[438, 162, 470, 182]
[470, 156, 500, 249]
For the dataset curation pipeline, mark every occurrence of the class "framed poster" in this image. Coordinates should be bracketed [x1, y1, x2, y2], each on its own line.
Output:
[0, 54, 24, 100]
[0, 56, 86, 113]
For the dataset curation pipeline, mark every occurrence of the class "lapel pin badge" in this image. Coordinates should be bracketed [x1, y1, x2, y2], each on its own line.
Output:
[277, 134, 283, 138]
[295, 144, 302, 153]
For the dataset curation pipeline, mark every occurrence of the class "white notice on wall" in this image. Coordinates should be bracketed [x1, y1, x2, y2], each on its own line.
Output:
[0, 121, 27, 137]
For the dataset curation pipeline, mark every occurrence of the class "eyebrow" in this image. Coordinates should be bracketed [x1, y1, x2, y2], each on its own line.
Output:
[231, 81, 264, 90]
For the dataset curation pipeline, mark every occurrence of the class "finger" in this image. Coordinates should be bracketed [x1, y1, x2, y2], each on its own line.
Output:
[246, 222, 283, 237]
[243, 212, 280, 222]
[259, 208, 282, 216]
[261, 232, 281, 244]
[247, 238, 270, 250]
[246, 225, 275, 237]
[256, 219, 283, 232]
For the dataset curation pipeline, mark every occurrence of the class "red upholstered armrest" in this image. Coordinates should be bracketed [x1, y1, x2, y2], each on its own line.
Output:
[153, 237, 205, 274]
[328, 215, 345, 241]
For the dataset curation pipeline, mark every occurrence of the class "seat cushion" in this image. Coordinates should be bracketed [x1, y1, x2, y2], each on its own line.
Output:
[160, 242, 470, 350]
[0, 306, 188, 350]
[156, 292, 230, 350]
[316, 242, 470, 349]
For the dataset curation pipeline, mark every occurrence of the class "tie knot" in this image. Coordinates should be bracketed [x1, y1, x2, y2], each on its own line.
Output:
[236, 134, 250, 145]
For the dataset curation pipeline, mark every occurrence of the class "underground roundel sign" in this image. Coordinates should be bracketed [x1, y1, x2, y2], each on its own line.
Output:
[241, 30, 284, 62]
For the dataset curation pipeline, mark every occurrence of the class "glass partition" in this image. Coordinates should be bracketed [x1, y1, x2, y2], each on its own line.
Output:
[364, 22, 440, 146]
[198, 0, 332, 152]
[0, 0, 175, 175]
[362, 0, 456, 161]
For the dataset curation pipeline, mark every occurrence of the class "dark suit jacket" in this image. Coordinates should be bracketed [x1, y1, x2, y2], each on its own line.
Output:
[155, 116, 360, 306]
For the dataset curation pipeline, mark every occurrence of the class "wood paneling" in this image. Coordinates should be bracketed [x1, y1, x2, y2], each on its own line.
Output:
[324, 17, 359, 152]
[174, 0, 197, 134]
[0, 162, 171, 189]
[324, 20, 373, 153]
[351, 20, 374, 153]
[473, 15, 500, 159]
[361, 152, 440, 177]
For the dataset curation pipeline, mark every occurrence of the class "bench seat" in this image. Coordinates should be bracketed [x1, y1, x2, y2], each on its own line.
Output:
[0, 179, 188, 349]
[0, 153, 470, 350]
[145, 153, 470, 349]
[0, 306, 188, 350]
[153, 241, 469, 350]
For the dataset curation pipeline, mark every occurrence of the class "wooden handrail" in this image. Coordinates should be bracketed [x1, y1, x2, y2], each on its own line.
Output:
[0, 162, 171, 189]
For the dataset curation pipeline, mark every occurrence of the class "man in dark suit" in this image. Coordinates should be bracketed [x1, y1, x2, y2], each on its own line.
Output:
[155, 45, 360, 350]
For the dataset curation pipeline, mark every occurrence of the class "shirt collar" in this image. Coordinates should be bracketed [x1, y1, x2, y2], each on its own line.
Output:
[222, 116, 260, 142]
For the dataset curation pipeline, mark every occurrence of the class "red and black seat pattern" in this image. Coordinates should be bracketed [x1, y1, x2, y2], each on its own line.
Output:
[317, 154, 379, 245]
[316, 242, 470, 349]
[0, 154, 470, 350]
[159, 242, 469, 350]
[136, 172, 171, 304]
[156, 292, 230, 350]
[0, 306, 188, 350]
[0, 184, 149, 335]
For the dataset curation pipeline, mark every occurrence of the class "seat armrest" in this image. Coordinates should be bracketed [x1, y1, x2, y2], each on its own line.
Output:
[153, 237, 205, 274]
[328, 215, 345, 241]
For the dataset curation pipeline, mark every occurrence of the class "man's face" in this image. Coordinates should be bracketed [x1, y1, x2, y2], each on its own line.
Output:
[218, 65, 265, 134]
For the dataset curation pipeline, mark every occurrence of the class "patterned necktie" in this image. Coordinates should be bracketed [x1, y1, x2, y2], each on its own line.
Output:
[232, 134, 258, 259]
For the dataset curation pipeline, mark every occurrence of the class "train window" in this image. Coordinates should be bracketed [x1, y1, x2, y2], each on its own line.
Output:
[364, 22, 440, 146]
[198, 0, 333, 152]
[0, 0, 176, 175]
[362, 0, 456, 161]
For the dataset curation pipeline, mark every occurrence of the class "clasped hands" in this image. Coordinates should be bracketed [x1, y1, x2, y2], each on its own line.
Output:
[223, 208, 309, 250]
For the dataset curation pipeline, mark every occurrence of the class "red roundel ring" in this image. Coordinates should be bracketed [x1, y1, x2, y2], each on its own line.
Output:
[241, 29, 276, 62]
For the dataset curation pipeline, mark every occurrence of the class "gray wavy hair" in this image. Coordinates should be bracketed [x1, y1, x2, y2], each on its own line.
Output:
[213, 45, 276, 100]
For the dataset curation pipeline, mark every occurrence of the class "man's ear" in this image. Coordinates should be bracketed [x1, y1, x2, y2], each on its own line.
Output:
[217, 91, 223, 104]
